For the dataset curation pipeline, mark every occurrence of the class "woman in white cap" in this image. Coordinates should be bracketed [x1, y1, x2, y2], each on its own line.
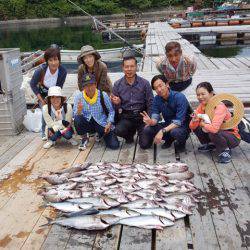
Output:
[42, 86, 77, 149]
[77, 45, 112, 95]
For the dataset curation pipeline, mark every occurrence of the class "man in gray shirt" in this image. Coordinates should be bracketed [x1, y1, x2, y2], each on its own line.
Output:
[111, 53, 153, 146]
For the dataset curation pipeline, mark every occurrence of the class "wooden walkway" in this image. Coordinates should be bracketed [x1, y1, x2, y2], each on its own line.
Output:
[141, 21, 250, 105]
[0, 131, 249, 249]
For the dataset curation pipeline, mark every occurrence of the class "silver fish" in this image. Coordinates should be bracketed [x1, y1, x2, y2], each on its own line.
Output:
[166, 171, 194, 180]
[99, 208, 140, 218]
[44, 214, 119, 230]
[122, 199, 157, 209]
[70, 176, 95, 183]
[61, 208, 99, 218]
[116, 215, 174, 229]
[159, 203, 193, 215]
[46, 201, 92, 213]
[41, 174, 69, 185]
[53, 162, 91, 174]
[171, 210, 186, 219]
[130, 208, 175, 221]
[43, 190, 82, 202]
[67, 197, 120, 209]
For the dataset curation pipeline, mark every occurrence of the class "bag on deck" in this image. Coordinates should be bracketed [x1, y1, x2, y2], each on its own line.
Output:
[238, 117, 250, 143]
[23, 108, 42, 133]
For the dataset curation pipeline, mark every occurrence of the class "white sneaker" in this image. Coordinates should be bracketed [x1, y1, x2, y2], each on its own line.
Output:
[42, 136, 47, 141]
[69, 138, 78, 146]
[78, 137, 89, 151]
[43, 140, 55, 149]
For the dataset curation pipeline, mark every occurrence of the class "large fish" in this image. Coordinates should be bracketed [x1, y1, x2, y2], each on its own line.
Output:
[40, 173, 69, 185]
[53, 162, 91, 174]
[43, 190, 82, 202]
[46, 201, 93, 213]
[116, 215, 174, 229]
[99, 208, 140, 218]
[131, 208, 175, 221]
[43, 214, 119, 230]
[159, 203, 193, 215]
[122, 199, 157, 209]
[166, 171, 194, 180]
[67, 197, 120, 209]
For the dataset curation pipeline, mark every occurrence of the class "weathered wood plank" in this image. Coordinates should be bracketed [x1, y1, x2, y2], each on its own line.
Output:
[211, 148, 250, 248]
[0, 141, 80, 249]
[180, 137, 220, 250]
[23, 141, 94, 250]
[0, 132, 25, 157]
[0, 144, 78, 250]
[191, 135, 246, 249]
[0, 132, 36, 170]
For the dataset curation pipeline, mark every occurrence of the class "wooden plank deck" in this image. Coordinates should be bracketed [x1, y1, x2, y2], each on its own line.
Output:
[0, 130, 249, 249]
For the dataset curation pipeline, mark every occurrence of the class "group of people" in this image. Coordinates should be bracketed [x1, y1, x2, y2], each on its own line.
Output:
[30, 41, 241, 164]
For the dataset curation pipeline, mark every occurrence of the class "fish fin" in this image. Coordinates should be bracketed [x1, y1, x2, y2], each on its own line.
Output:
[100, 217, 110, 225]
[40, 216, 53, 227]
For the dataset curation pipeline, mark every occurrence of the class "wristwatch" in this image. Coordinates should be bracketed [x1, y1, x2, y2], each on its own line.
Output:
[161, 128, 167, 134]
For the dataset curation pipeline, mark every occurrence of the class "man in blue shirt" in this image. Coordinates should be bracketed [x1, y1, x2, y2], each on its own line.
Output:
[140, 74, 190, 151]
[73, 73, 119, 150]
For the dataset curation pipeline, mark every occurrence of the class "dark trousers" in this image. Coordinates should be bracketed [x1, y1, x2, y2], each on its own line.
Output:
[193, 127, 240, 153]
[140, 123, 190, 149]
[49, 127, 73, 142]
[39, 101, 46, 136]
[74, 115, 119, 150]
[169, 78, 192, 92]
[115, 114, 145, 146]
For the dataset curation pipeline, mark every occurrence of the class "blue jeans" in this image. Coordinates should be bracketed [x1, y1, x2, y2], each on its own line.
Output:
[140, 123, 189, 149]
[49, 127, 73, 142]
[74, 115, 119, 150]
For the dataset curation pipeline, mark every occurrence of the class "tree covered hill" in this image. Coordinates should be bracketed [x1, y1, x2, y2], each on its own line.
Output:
[0, 0, 197, 20]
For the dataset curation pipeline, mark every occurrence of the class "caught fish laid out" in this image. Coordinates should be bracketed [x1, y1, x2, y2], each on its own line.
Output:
[38, 161, 199, 231]
[116, 215, 174, 229]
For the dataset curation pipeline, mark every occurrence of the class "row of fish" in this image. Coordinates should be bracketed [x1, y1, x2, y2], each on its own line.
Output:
[39, 162, 198, 230]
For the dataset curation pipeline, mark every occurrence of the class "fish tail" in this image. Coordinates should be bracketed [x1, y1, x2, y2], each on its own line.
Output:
[40, 216, 54, 227]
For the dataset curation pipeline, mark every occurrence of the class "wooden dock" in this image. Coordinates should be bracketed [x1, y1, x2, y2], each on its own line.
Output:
[1, 21, 249, 249]
[0, 131, 249, 249]
[142, 22, 250, 105]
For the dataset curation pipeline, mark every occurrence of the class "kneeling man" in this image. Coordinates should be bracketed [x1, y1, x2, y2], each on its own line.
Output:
[140, 75, 190, 152]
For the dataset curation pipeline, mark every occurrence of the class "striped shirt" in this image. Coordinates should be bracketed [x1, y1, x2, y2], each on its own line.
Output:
[156, 54, 197, 82]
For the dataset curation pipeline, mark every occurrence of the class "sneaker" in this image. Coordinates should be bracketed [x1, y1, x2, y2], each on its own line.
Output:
[69, 138, 78, 146]
[218, 149, 231, 164]
[95, 133, 102, 142]
[198, 143, 216, 152]
[43, 140, 55, 149]
[78, 137, 89, 151]
[41, 135, 47, 141]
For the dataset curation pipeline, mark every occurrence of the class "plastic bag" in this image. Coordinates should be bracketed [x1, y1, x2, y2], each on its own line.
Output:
[23, 108, 42, 132]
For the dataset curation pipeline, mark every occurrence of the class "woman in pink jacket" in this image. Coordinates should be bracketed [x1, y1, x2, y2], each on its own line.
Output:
[189, 82, 240, 163]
